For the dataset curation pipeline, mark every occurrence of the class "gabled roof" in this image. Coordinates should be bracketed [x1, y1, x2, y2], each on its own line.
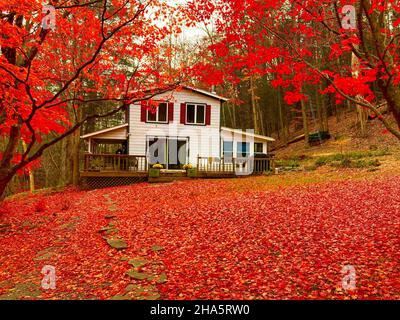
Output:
[80, 123, 128, 140]
[221, 127, 275, 142]
[181, 86, 229, 102]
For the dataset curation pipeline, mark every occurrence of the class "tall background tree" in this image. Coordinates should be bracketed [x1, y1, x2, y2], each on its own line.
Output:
[188, 0, 400, 142]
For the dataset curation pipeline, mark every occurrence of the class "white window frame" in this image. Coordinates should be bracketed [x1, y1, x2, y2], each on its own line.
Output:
[146, 102, 168, 124]
[254, 142, 264, 154]
[222, 141, 234, 159]
[237, 142, 250, 158]
[186, 103, 206, 125]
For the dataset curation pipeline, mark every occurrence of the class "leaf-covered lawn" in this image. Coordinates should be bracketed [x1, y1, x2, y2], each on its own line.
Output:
[0, 173, 399, 300]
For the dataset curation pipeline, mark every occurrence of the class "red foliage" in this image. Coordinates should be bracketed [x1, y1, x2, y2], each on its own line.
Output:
[34, 199, 47, 213]
[188, 0, 400, 131]
[0, 0, 185, 182]
[0, 177, 399, 300]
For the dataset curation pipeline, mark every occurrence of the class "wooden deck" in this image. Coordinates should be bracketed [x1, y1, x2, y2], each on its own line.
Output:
[80, 154, 275, 189]
[81, 171, 148, 178]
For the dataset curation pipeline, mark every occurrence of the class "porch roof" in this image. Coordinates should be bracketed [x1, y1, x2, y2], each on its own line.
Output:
[80, 123, 128, 140]
[181, 86, 229, 102]
[221, 127, 276, 142]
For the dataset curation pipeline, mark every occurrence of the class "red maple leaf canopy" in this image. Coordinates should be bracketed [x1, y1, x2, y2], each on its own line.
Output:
[0, 0, 187, 187]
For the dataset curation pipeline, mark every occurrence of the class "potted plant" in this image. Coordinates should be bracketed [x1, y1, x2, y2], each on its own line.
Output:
[183, 164, 197, 178]
[149, 163, 163, 178]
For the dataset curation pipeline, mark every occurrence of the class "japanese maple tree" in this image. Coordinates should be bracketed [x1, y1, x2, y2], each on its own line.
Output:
[189, 0, 400, 139]
[0, 0, 185, 198]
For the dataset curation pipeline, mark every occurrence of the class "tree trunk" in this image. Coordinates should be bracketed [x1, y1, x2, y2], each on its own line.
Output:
[22, 141, 35, 192]
[71, 129, 81, 186]
[0, 171, 12, 200]
[278, 87, 288, 146]
[250, 76, 262, 134]
[351, 51, 368, 137]
[0, 125, 22, 199]
[301, 97, 310, 148]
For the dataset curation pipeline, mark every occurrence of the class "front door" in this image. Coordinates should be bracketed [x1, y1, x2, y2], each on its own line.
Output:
[168, 138, 188, 170]
[148, 137, 167, 168]
[148, 137, 188, 170]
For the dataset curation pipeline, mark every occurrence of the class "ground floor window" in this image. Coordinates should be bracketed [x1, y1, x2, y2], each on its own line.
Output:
[254, 142, 264, 155]
[223, 141, 234, 160]
[237, 142, 250, 158]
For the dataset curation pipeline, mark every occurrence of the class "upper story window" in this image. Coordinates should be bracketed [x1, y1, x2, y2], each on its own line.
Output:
[181, 103, 211, 126]
[147, 102, 168, 123]
[141, 101, 173, 124]
[186, 103, 206, 125]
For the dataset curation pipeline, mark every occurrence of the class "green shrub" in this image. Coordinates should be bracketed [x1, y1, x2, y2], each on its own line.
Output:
[314, 150, 390, 167]
[353, 159, 381, 168]
[339, 157, 353, 168]
[315, 158, 328, 167]
[276, 159, 300, 168]
[331, 158, 381, 169]
[304, 165, 318, 172]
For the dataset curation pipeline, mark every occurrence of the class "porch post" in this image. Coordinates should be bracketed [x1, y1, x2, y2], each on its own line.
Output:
[88, 138, 92, 154]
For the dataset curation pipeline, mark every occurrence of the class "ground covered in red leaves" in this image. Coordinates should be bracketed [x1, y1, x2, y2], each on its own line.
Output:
[0, 174, 399, 300]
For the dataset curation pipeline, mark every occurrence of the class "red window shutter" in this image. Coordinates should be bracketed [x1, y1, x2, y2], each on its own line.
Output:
[140, 101, 147, 122]
[168, 103, 174, 123]
[206, 104, 211, 125]
[180, 103, 186, 124]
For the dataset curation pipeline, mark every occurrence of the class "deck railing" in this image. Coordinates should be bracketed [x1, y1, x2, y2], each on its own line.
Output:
[84, 154, 147, 172]
[197, 156, 274, 175]
[197, 157, 235, 173]
[83, 154, 274, 175]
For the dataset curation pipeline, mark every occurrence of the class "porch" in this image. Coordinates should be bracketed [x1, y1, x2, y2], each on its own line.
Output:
[80, 153, 275, 189]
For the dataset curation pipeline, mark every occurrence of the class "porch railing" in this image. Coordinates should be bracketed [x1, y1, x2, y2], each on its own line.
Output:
[197, 156, 274, 175]
[84, 154, 147, 172]
[197, 157, 235, 173]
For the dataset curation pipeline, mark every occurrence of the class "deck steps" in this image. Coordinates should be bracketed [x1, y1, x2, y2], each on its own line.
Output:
[148, 177, 192, 183]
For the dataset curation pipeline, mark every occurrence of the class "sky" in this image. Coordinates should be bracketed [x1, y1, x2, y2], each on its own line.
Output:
[167, 0, 209, 41]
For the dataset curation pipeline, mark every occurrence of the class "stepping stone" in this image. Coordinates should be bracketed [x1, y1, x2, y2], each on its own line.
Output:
[0, 282, 41, 300]
[34, 248, 56, 261]
[156, 272, 168, 284]
[106, 239, 128, 250]
[151, 245, 165, 252]
[125, 284, 160, 300]
[105, 228, 119, 235]
[99, 223, 118, 234]
[111, 294, 131, 300]
[128, 258, 148, 268]
[125, 284, 141, 292]
[59, 222, 76, 231]
[126, 269, 151, 280]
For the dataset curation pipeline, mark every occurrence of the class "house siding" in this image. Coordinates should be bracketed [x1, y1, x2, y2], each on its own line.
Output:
[128, 89, 221, 166]
[220, 131, 269, 158]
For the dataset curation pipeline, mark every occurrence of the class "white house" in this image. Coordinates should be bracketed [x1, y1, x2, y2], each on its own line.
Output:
[81, 86, 275, 171]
